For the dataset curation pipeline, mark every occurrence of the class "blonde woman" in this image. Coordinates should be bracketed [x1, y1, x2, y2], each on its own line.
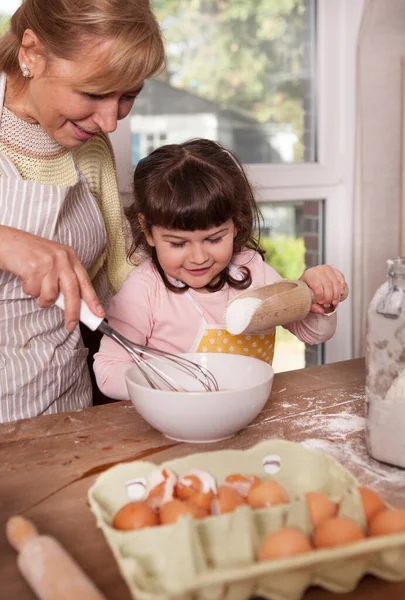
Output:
[0, 0, 165, 421]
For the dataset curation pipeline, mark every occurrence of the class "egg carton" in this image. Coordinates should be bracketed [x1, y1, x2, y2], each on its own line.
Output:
[88, 439, 405, 600]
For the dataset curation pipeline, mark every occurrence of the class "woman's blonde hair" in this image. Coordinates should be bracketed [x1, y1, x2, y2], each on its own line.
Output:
[0, 0, 165, 92]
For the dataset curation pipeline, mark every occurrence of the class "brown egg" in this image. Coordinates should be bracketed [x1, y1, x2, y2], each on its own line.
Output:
[211, 485, 245, 515]
[258, 528, 312, 561]
[247, 480, 289, 509]
[188, 490, 214, 512]
[368, 509, 405, 536]
[160, 499, 208, 525]
[358, 486, 386, 524]
[113, 501, 159, 531]
[305, 491, 338, 528]
[224, 474, 261, 498]
[313, 517, 365, 549]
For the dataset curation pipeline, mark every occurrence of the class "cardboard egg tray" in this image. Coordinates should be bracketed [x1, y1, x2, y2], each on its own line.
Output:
[88, 440, 405, 600]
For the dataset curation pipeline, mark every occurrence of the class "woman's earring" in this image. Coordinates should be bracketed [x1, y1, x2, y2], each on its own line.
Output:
[21, 63, 32, 78]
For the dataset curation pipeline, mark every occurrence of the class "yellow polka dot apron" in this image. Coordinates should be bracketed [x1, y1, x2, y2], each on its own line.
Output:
[184, 265, 275, 365]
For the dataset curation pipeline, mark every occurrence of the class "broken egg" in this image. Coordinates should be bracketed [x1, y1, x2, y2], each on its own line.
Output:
[358, 486, 386, 525]
[160, 499, 208, 525]
[175, 469, 217, 507]
[368, 508, 405, 537]
[247, 480, 289, 508]
[224, 473, 261, 498]
[305, 491, 338, 528]
[175, 474, 202, 500]
[146, 468, 177, 509]
[113, 501, 159, 531]
[258, 527, 312, 561]
[313, 517, 365, 549]
[211, 485, 245, 515]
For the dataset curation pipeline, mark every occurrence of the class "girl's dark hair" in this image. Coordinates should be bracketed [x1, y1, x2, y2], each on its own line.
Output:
[127, 138, 264, 293]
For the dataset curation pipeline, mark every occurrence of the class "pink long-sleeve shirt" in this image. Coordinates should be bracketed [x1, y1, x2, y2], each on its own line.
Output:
[94, 251, 337, 400]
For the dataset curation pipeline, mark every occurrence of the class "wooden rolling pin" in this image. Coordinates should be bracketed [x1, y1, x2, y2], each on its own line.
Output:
[225, 279, 349, 335]
[6, 516, 108, 600]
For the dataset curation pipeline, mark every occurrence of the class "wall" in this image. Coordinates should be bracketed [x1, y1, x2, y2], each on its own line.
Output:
[353, 0, 405, 356]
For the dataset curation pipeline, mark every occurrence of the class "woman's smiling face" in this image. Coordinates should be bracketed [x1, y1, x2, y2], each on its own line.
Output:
[144, 219, 237, 291]
[8, 34, 143, 147]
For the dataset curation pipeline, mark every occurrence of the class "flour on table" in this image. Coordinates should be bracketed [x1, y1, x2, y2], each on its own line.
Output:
[290, 411, 365, 441]
[301, 437, 405, 500]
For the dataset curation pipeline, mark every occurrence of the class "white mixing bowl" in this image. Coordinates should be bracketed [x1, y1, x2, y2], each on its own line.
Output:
[126, 353, 274, 443]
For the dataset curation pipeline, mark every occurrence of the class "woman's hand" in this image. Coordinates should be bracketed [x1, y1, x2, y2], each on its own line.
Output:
[299, 265, 346, 314]
[0, 226, 105, 331]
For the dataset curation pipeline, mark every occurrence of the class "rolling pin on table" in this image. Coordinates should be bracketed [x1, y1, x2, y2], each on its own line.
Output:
[6, 516, 107, 600]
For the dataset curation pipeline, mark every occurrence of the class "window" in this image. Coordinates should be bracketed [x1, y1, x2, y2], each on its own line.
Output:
[134, 0, 317, 165]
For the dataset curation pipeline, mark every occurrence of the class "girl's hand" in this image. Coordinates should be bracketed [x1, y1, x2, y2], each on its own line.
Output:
[0, 226, 105, 331]
[299, 265, 346, 315]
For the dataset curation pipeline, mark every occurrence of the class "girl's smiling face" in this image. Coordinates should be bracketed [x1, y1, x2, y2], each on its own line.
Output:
[144, 219, 237, 291]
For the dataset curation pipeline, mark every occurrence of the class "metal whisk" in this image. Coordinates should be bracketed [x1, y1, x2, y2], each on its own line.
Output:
[55, 294, 219, 392]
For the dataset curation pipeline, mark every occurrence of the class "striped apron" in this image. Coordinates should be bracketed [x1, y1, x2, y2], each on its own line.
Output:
[0, 74, 107, 422]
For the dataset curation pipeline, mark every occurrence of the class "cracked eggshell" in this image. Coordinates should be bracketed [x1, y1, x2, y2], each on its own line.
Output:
[224, 473, 261, 498]
[146, 467, 177, 509]
[175, 474, 202, 500]
[211, 485, 246, 515]
[247, 480, 289, 508]
[175, 469, 217, 498]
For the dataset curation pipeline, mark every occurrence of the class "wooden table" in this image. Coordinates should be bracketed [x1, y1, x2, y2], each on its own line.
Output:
[1, 358, 405, 600]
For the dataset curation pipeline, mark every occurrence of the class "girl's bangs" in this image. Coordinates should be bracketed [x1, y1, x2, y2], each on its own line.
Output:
[150, 176, 235, 232]
[80, 26, 165, 93]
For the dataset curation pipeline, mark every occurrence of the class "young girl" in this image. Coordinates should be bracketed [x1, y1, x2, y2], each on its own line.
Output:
[94, 139, 346, 400]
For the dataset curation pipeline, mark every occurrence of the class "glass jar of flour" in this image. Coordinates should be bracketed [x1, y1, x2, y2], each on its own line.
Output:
[366, 257, 405, 467]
